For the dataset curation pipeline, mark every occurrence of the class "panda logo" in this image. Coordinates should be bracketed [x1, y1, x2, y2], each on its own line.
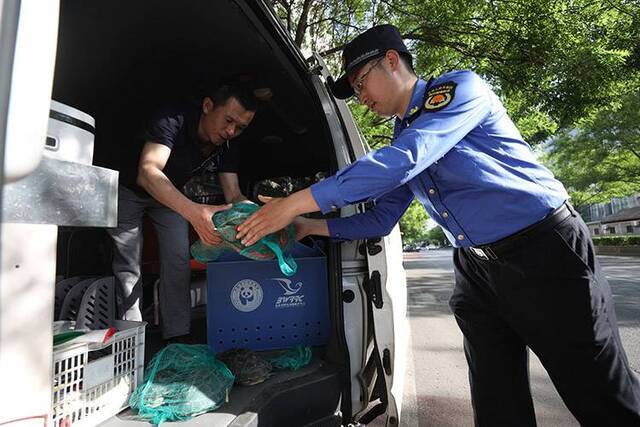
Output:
[230, 279, 263, 312]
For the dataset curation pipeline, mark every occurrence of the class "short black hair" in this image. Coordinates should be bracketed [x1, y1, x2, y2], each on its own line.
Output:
[210, 84, 258, 112]
[399, 52, 415, 75]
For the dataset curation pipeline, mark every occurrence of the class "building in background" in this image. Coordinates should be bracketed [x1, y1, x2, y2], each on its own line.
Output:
[581, 193, 640, 237]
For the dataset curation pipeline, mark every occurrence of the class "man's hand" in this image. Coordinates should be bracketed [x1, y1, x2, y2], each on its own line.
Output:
[186, 203, 232, 246]
[236, 195, 297, 246]
[292, 216, 310, 241]
[237, 188, 321, 246]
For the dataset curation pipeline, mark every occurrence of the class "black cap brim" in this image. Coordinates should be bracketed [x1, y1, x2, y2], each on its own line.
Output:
[330, 74, 355, 99]
[329, 52, 386, 100]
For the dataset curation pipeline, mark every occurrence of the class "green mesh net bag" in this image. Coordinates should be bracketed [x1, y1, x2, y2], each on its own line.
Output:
[191, 202, 298, 276]
[129, 344, 235, 425]
[266, 345, 312, 371]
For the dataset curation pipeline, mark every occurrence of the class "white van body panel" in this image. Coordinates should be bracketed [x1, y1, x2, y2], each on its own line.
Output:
[3, 0, 59, 182]
[0, 224, 57, 425]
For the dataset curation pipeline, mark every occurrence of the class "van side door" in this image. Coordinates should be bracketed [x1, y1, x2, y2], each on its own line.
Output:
[311, 53, 409, 427]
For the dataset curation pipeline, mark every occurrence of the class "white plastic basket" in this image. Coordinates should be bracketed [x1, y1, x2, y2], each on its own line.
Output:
[51, 320, 146, 427]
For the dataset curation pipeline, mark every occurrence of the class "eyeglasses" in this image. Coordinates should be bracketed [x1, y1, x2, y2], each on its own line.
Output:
[352, 57, 384, 97]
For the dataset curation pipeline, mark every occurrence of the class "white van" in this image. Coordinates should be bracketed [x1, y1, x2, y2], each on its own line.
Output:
[0, 1, 408, 426]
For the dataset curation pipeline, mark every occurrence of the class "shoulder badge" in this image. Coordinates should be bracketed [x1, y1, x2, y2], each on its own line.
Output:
[424, 81, 457, 112]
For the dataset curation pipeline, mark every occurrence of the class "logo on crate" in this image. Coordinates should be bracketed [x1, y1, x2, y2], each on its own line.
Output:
[230, 279, 263, 312]
[272, 278, 306, 309]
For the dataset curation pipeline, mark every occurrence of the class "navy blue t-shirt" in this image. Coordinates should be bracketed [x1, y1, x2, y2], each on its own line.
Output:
[120, 102, 239, 196]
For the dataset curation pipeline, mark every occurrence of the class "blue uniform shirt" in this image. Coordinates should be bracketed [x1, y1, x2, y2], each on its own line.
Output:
[311, 70, 568, 247]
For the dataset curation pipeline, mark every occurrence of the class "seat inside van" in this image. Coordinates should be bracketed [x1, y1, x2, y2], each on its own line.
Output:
[51, 1, 348, 425]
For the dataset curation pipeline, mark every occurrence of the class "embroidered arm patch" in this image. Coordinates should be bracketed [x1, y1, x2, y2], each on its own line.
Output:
[424, 81, 457, 112]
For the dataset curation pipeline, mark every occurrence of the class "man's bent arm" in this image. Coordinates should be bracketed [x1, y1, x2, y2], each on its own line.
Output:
[136, 142, 199, 218]
[326, 184, 414, 241]
[137, 142, 230, 245]
[219, 172, 247, 204]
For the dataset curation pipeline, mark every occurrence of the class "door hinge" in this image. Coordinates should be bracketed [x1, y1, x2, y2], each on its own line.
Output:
[358, 237, 382, 257]
[382, 348, 392, 375]
[364, 270, 383, 308]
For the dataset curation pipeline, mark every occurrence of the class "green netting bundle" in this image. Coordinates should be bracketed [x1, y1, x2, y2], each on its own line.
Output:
[129, 344, 234, 425]
[267, 345, 312, 371]
[191, 201, 298, 276]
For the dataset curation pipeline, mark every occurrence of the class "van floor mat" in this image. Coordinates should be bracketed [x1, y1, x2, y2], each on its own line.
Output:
[100, 356, 340, 427]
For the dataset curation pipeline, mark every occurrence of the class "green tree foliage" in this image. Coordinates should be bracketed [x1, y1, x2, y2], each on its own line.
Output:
[399, 199, 429, 243]
[273, 0, 639, 139]
[543, 90, 640, 209]
[426, 226, 448, 247]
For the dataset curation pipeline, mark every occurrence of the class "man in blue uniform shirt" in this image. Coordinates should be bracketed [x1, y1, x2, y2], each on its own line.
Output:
[236, 24, 640, 425]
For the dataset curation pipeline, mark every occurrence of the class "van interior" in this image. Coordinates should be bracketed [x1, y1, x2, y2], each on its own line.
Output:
[51, 1, 351, 425]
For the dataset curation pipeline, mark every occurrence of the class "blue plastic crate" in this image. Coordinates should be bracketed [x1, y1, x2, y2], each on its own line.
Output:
[206, 243, 329, 352]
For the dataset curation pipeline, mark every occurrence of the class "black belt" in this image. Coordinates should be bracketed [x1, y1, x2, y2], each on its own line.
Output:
[468, 202, 577, 261]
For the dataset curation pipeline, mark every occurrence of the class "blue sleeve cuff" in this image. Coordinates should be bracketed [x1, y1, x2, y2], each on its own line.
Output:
[326, 218, 350, 241]
[310, 176, 343, 214]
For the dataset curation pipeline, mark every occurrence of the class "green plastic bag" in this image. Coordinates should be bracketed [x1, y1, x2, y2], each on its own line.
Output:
[129, 344, 234, 425]
[191, 202, 298, 276]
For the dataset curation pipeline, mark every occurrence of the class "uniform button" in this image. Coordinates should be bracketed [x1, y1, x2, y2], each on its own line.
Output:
[336, 233, 341, 238]
[442, 211, 449, 218]
[428, 188, 435, 195]
[331, 205, 337, 210]
[457, 234, 465, 241]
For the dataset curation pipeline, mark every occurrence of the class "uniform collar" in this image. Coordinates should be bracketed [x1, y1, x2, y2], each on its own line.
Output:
[400, 78, 429, 121]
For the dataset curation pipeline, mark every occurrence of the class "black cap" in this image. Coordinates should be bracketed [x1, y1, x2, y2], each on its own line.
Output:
[330, 24, 410, 99]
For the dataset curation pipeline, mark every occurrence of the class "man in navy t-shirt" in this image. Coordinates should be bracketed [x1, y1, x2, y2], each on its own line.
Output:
[108, 84, 256, 341]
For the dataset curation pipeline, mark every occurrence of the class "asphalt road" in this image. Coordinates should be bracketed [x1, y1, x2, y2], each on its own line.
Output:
[397, 249, 640, 427]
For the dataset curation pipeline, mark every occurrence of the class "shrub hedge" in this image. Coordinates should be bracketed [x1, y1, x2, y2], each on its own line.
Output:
[592, 236, 640, 246]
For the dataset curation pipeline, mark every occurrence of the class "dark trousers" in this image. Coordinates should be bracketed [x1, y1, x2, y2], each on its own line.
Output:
[449, 214, 640, 426]
[107, 185, 191, 339]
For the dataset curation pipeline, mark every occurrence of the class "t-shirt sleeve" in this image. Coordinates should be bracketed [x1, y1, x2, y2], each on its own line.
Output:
[140, 108, 184, 150]
[218, 139, 242, 173]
